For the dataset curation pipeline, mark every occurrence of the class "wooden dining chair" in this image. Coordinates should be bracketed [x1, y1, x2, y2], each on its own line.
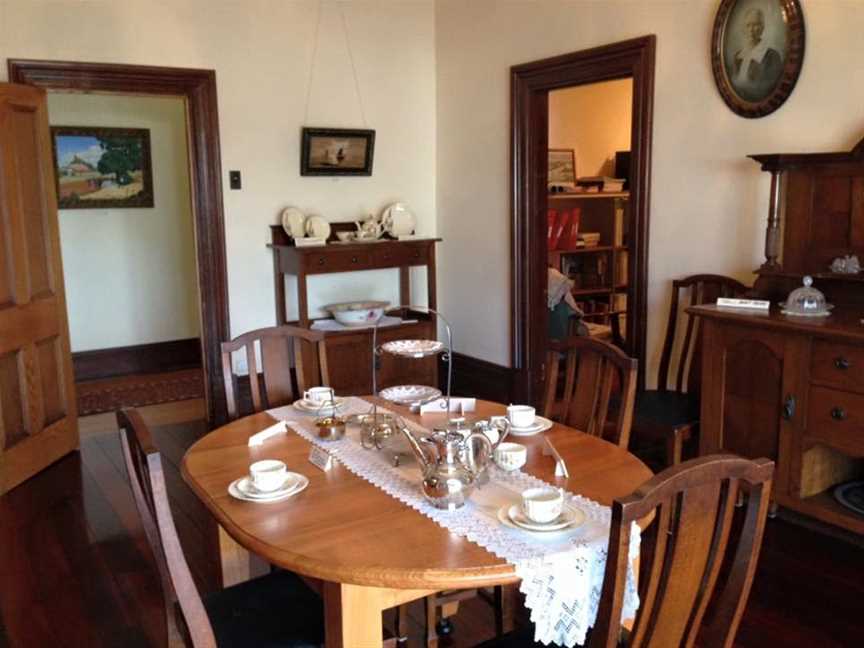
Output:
[116, 408, 324, 647]
[542, 336, 638, 449]
[630, 274, 748, 466]
[477, 454, 775, 648]
[221, 325, 329, 420]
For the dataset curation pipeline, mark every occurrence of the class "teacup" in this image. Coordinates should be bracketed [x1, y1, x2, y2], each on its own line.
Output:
[507, 404, 536, 428]
[494, 442, 527, 471]
[249, 459, 288, 492]
[304, 386, 335, 404]
[521, 487, 564, 523]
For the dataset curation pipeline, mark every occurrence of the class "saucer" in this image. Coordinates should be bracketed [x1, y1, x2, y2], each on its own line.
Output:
[500, 503, 584, 532]
[228, 473, 309, 503]
[506, 416, 554, 437]
[293, 397, 345, 413]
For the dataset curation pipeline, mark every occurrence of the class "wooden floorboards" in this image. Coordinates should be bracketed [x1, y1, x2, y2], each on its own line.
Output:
[1, 407, 863, 647]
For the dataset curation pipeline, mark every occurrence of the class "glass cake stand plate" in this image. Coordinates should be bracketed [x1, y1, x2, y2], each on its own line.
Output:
[379, 384, 442, 406]
[380, 339, 444, 358]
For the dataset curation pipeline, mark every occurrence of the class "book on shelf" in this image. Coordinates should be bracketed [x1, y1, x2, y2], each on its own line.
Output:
[576, 176, 626, 192]
[547, 209, 570, 250]
[578, 231, 601, 247]
[614, 204, 624, 246]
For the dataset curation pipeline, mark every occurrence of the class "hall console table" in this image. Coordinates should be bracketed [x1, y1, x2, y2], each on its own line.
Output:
[689, 138, 864, 535]
[268, 226, 442, 394]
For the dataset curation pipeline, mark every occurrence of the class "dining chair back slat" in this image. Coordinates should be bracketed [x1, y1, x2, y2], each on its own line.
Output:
[117, 408, 217, 648]
[656, 274, 747, 395]
[220, 325, 329, 420]
[543, 336, 637, 449]
[588, 454, 774, 648]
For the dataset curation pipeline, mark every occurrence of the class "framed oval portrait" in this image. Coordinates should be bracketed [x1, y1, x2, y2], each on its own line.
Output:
[711, 0, 805, 118]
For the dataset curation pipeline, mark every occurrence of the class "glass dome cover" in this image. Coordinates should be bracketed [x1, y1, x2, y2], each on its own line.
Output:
[780, 276, 833, 317]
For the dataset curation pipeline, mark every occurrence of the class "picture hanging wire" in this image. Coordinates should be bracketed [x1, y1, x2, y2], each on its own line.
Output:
[303, 0, 368, 128]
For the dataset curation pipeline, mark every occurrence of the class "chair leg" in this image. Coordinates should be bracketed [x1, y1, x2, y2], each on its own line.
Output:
[492, 584, 515, 635]
[665, 429, 684, 466]
[396, 603, 409, 645]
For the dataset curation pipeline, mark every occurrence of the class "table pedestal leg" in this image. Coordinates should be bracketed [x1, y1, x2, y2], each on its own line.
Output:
[323, 582, 435, 648]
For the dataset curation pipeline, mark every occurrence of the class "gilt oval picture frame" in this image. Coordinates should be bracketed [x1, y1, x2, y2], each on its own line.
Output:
[711, 0, 805, 118]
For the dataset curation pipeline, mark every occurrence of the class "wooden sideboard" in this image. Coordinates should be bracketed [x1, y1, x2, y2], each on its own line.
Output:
[691, 305, 864, 534]
[691, 135, 864, 534]
[268, 226, 442, 394]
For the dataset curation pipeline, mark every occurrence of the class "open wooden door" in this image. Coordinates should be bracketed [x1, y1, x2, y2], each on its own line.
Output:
[0, 83, 78, 494]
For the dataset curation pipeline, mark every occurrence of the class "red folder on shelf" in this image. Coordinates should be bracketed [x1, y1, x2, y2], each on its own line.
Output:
[547, 209, 558, 249]
[562, 207, 581, 250]
[549, 209, 570, 250]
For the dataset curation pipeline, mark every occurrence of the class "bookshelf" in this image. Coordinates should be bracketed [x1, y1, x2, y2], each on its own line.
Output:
[548, 192, 629, 337]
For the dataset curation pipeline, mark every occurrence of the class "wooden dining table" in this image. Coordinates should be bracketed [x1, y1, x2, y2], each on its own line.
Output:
[181, 398, 652, 647]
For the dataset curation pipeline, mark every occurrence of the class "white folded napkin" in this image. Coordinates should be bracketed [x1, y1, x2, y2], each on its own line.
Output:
[419, 397, 476, 414]
[248, 421, 289, 446]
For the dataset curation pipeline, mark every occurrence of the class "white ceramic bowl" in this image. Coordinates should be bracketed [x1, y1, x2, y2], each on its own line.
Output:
[521, 487, 564, 523]
[249, 459, 287, 493]
[335, 231, 355, 242]
[494, 442, 527, 471]
[324, 300, 389, 326]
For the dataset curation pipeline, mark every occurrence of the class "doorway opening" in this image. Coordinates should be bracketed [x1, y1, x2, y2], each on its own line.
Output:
[510, 36, 655, 405]
[9, 60, 230, 427]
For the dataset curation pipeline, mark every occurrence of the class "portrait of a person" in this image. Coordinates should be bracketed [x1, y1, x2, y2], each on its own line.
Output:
[726, 5, 785, 101]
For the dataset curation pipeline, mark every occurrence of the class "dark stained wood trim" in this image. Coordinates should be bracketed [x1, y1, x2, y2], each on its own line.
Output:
[73, 338, 201, 383]
[443, 353, 514, 405]
[510, 36, 655, 404]
[8, 59, 230, 427]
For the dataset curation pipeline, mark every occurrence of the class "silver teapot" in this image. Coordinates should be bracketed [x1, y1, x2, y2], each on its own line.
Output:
[401, 425, 493, 509]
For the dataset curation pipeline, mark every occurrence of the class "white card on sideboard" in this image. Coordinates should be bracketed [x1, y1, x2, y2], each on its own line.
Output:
[308, 446, 334, 471]
[716, 297, 770, 311]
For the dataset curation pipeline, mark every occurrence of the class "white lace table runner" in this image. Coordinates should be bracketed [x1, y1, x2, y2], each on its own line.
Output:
[267, 397, 639, 646]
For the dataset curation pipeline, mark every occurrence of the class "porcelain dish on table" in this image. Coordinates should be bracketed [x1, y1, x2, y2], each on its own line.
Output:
[293, 397, 345, 414]
[380, 339, 444, 358]
[228, 473, 309, 502]
[382, 202, 417, 238]
[304, 214, 331, 240]
[324, 300, 389, 326]
[505, 415, 554, 437]
[379, 384, 442, 406]
[280, 207, 306, 238]
[497, 503, 584, 532]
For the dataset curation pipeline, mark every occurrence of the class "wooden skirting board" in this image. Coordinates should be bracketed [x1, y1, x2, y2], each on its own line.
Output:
[444, 353, 514, 405]
[73, 338, 202, 382]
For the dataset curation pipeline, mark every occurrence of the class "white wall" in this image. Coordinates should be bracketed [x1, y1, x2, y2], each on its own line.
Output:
[435, 0, 864, 382]
[0, 0, 437, 352]
[549, 79, 633, 179]
[47, 93, 200, 352]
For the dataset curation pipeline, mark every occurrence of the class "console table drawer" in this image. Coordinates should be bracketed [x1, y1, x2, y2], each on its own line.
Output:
[811, 340, 864, 393]
[806, 386, 864, 456]
[305, 249, 373, 274]
[373, 244, 429, 267]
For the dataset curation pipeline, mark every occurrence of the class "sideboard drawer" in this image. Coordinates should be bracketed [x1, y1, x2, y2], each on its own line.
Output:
[305, 249, 373, 274]
[806, 385, 864, 456]
[810, 340, 864, 394]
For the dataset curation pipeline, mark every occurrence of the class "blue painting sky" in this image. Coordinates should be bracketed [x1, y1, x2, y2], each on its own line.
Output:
[55, 135, 104, 168]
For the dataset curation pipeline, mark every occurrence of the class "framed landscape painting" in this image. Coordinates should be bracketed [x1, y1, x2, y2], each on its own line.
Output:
[51, 126, 154, 209]
[300, 127, 375, 176]
[548, 149, 576, 188]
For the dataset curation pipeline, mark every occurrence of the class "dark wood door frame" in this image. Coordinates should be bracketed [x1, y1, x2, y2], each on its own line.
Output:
[510, 35, 656, 403]
[8, 59, 231, 427]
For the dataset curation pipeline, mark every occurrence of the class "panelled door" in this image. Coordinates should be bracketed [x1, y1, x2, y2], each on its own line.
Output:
[0, 82, 78, 494]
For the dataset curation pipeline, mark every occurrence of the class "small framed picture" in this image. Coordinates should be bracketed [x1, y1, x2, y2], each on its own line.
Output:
[711, 0, 805, 118]
[548, 149, 576, 188]
[300, 127, 375, 176]
[51, 126, 154, 209]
